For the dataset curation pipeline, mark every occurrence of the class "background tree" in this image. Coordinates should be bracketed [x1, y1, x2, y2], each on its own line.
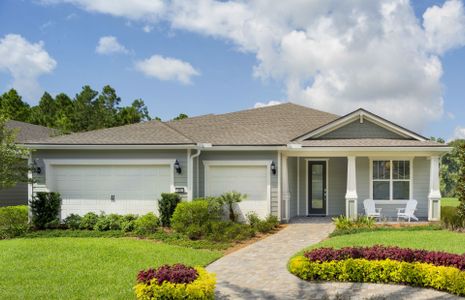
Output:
[0, 89, 31, 122]
[0, 116, 30, 189]
[173, 113, 188, 121]
[456, 143, 465, 219]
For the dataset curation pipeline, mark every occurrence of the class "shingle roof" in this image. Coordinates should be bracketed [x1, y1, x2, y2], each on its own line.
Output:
[30, 120, 194, 145]
[166, 103, 338, 145]
[6, 120, 56, 143]
[300, 139, 444, 147]
[25, 103, 444, 147]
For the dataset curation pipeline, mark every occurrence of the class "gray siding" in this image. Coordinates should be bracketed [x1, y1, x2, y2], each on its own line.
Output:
[318, 120, 408, 139]
[357, 156, 430, 218]
[197, 151, 279, 217]
[32, 149, 188, 197]
[0, 183, 28, 207]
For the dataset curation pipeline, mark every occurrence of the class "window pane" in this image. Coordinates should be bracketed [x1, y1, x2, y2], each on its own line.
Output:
[393, 181, 409, 200]
[373, 181, 390, 200]
[393, 160, 410, 180]
[311, 165, 324, 209]
[373, 161, 390, 180]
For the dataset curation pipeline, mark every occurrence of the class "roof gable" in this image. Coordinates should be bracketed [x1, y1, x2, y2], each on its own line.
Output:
[293, 109, 427, 142]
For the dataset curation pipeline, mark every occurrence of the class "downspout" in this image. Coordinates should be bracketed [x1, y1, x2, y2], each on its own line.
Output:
[188, 148, 202, 201]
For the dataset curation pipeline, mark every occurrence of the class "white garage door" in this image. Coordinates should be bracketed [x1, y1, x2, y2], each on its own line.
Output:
[205, 164, 270, 219]
[52, 164, 172, 218]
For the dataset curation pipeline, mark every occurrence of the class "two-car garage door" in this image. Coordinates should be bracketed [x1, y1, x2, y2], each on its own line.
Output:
[205, 163, 270, 219]
[51, 164, 172, 218]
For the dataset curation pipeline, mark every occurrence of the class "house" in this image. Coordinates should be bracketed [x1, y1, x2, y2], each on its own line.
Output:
[0, 120, 56, 207]
[23, 103, 449, 221]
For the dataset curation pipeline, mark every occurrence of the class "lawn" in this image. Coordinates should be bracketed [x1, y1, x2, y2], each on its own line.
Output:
[0, 237, 222, 300]
[307, 228, 465, 254]
[442, 197, 459, 207]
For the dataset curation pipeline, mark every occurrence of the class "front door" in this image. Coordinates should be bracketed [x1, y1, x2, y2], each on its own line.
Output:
[308, 161, 327, 215]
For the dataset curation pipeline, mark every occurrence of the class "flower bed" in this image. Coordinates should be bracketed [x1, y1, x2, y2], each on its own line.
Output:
[134, 264, 215, 299]
[290, 246, 465, 296]
[305, 245, 465, 270]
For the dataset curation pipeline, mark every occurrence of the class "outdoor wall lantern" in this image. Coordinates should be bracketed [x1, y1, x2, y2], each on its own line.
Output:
[174, 160, 182, 174]
[31, 159, 41, 175]
[271, 161, 276, 175]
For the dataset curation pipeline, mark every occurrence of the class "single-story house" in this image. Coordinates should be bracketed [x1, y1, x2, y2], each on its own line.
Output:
[1, 120, 56, 207]
[23, 103, 450, 221]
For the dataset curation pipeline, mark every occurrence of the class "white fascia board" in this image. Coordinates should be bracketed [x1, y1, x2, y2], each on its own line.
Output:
[22, 144, 195, 150]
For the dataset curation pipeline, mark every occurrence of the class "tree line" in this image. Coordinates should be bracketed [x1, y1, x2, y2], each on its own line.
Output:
[0, 85, 188, 134]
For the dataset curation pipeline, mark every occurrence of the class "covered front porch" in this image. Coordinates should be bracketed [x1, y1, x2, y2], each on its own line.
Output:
[278, 149, 442, 222]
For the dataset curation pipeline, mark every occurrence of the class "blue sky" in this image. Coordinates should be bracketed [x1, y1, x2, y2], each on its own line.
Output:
[0, 0, 464, 140]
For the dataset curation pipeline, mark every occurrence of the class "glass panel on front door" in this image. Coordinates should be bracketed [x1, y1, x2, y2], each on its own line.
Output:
[308, 161, 326, 215]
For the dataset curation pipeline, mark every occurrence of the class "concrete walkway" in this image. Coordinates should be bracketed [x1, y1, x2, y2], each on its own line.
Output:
[207, 217, 460, 300]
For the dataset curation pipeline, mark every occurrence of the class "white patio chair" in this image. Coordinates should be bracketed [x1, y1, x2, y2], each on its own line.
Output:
[397, 199, 419, 222]
[363, 199, 382, 219]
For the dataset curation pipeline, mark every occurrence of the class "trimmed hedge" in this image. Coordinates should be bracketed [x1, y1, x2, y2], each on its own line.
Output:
[289, 256, 465, 296]
[0, 205, 28, 239]
[305, 245, 465, 270]
[134, 265, 215, 299]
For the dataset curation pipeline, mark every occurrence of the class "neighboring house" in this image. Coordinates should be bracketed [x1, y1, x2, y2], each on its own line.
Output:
[23, 103, 449, 221]
[0, 121, 56, 207]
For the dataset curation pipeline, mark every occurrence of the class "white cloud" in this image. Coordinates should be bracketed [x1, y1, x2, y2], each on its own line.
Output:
[142, 25, 153, 33]
[41, 0, 165, 22]
[254, 100, 283, 108]
[424, 0, 465, 54]
[452, 126, 465, 140]
[96, 36, 129, 55]
[43, 0, 465, 131]
[0, 34, 56, 100]
[135, 54, 200, 84]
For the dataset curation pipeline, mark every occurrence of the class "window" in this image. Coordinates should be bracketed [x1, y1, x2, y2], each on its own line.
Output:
[372, 160, 411, 200]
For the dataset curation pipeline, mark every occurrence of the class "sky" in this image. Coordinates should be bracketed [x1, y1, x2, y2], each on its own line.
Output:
[0, 0, 465, 140]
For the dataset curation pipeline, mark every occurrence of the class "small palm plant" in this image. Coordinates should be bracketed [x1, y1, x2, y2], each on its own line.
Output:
[219, 191, 247, 222]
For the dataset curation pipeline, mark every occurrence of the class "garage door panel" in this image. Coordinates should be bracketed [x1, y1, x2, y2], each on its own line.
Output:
[52, 164, 171, 218]
[206, 164, 269, 219]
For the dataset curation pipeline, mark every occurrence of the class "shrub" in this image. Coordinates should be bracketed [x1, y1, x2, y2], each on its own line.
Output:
[289, 256, 465, 296]
[304, 245, 465, 270]
[171, 200, 212, 236]
[134, 265, 216, 300]
[94, 213, 123, 231]
[199, 197, 224, 219]
[79, 212, 99, 230]
[332, 215, 375, 231]
[218, 191, 246, 222]
[120, 214, 139, 232]
[63, 214, 82, 230]
[0, 205, 28, 239]
[246, 212, 279, 233]
[137, 264, 198, 285]
[29, 192, 61, 229]
[134, 212, 160, 234]
[441, 206, 464, 230]
[158, 193, 181, 227]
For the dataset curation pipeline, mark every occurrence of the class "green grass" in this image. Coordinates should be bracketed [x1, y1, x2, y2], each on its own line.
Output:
[442, 197, 459, 207]
[305, 228, 465, 254]
[0, 237, 222, 300]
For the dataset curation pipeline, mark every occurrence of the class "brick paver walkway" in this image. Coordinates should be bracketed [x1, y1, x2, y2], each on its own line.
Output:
[207, 217, 460, 300]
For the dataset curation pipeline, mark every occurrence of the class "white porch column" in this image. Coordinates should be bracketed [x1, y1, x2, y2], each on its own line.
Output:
[345, 156, 358, 219]
[282, 154, 290, 221]
[428, 156, 441, 221]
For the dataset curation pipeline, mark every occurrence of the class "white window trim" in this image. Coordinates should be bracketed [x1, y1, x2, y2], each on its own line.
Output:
[369, 158, 413, 203]
[305, 158, 329, 216]
[203, 160, 272, 215]
[43, 158, 176, 193]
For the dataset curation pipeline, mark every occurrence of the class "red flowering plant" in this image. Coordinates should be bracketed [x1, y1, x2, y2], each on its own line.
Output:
[304, 245, 465, 270]
[137, 264, 199, 286]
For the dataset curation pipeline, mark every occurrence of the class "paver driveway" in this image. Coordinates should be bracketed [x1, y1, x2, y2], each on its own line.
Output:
[207, 217, 460, 300]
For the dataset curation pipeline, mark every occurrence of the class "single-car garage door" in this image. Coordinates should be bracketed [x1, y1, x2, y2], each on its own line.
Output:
[51, 164, 172, 218]
[205, 162, 270, 219]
